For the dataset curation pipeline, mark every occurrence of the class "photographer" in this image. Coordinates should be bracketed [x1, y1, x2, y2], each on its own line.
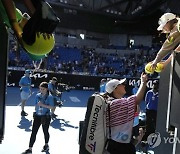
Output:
[48, 77, 63, 118]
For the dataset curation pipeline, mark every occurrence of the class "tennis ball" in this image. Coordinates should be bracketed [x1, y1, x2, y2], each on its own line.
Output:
[145, 62, 154, 74]
[23, 33, 55, 55]
[155, 62, 164, 73]
[27, 52, 46, 61]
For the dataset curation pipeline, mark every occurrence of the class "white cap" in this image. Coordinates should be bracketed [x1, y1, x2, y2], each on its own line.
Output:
[157, 13, 176, 31]
[105, 78, 126, 93]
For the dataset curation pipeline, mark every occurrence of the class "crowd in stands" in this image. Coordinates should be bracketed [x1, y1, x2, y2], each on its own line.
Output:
[8, 40, 160, 78]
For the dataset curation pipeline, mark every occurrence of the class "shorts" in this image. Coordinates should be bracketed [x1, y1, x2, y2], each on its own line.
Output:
[20, 91, 30, 100]
[107, 139, 136, 154]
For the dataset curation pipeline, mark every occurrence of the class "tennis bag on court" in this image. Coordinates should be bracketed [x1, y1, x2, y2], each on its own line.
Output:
[79, 93, 107, 154]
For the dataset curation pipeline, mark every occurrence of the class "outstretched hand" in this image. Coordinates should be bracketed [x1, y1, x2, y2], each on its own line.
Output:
[150, 60, 157, 70]
[141, 72, 148, 83]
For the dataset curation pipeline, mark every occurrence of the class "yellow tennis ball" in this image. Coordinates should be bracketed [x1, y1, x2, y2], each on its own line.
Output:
[27, 52, 46, 61]
[145, 62, 154, 74]
[23, 33, 55, 55]
[155, 62, 164, 73]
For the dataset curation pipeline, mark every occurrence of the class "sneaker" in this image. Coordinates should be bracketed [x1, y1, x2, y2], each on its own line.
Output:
[22, 149, 32, 154]
[21, 111, 28, 116]
[41, 145, 49, 152]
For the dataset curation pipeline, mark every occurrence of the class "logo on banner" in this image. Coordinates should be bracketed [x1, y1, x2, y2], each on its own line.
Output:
[147, 132, 180, 148]
[128, 79, 158, 88]
[30, 73, 48, 79]
[7, 83, 15, 87]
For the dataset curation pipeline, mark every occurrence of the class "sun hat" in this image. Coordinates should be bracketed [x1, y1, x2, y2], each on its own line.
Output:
[157, 13, 176, 31]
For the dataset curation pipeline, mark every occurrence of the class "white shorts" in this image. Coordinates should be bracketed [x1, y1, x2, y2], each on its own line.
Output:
[20, 91, 30, 100]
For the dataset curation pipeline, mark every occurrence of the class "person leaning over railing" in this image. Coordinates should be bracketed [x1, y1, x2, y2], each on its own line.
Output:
[151, 13, 180, 69]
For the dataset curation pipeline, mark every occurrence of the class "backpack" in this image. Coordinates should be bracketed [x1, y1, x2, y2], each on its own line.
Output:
[79, 93, 108, 154]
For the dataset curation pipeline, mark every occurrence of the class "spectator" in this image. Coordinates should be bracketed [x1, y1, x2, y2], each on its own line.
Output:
[100, 78, 107, 93]
[48, 77, 62, 119]
[144, 80, 159, 140]
[132, 82, 138, 95]
[151, 13, 180, 69]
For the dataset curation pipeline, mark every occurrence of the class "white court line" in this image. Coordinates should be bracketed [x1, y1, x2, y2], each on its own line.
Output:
[69, 96, 81, 102]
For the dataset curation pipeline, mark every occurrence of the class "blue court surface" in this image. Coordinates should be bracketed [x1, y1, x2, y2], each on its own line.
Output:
[0, 87, 152, 154]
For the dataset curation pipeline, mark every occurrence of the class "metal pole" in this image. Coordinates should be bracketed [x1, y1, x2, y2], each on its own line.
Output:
[0, 13, 9, 143]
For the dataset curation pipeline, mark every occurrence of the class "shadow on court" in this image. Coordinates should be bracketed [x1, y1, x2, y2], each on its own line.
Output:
[17, 116, 32, 132]
[50, 118, 78, 131]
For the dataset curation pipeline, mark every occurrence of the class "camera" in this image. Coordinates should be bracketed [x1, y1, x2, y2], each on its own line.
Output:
[52, 82, 70, 108]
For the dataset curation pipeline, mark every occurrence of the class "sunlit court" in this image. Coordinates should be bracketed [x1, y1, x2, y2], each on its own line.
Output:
[0, 0, 180, 154]
[0, 87, 93, 154]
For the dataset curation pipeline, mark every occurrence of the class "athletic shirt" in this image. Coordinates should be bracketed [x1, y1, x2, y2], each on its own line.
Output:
[158, 25, 180, 59]
[145, 89, 158, 111]
[35, 93, 54, 116]
[19, 75, 31, 93]
[106, 95, 136, 143]
[132, 87, 138, 95]
[100, 83, 106, 93]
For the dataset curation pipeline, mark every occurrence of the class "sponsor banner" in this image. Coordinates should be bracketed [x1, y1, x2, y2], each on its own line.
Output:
[7, 70, 158, 94]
